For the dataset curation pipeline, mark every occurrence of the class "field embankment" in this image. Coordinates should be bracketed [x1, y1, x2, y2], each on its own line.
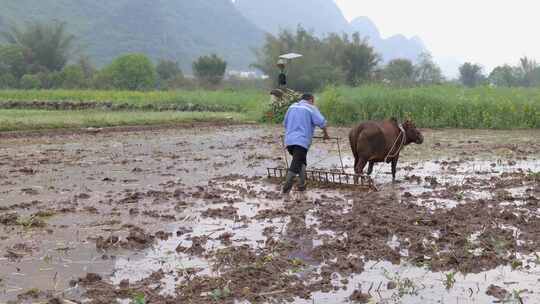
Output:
[0, 90, 266, 131]
[0, 89, 266, 113]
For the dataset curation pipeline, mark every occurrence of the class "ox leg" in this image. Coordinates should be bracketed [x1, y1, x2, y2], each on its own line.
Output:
[391, 158, 399, 182]
[354, 159, 367, 184]
[352, 157, 358, 184]
[367, 162, 374, 175]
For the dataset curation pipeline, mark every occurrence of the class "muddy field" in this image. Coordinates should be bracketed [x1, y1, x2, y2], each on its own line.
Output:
[0, 124, 539, 304]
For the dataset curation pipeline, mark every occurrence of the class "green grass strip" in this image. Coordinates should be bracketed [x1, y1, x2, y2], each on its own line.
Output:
[0, 109, 248, 132]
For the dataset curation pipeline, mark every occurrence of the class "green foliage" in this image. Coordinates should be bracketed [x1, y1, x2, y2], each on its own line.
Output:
[443, 272, 457, 289]
[210, 287, 231, 301]
[339, 33, 380, 86]
[0, 85, 538, 130]
[19, 74, 41, 89]
[132, 292, 146, 304]
[414, 52, 444, 85]
[0, 89, 266, 117]
[104, 54, 156, 90]
[156, 59, 184, 90]
[252, 27, 379, 91]
[36, 71, 63, 89]
[382, 269, 420, 298]
[317, 85, 539, 129]
[91, 69, 113, 90]
[489, 65, 521, 87]
[518, 57, 538, 87]
[383, 58, 415, 86]
[459, 62, 485, 87]
[530, 67, 540, 87]
[262, 89, 302, 123]
[1, 21, 75, 72]
[0, 72, 17, 88]
[318, 86, 357, 124]
[489, 58, 540, 88]
[61, 64, 87, 89]
[156, 59, 183, 82]
[192, 54, 227, 86]
[0, 109, 248, 132]
[0, 45, 26, 79]
[296, 64, 344, 93]
[510, 259, 523, 270]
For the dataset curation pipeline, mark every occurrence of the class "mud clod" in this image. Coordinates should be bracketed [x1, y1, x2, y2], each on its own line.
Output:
[486, 284, 509, 300]
[349, 290, 371, 303]
[0, 213, 18, 225]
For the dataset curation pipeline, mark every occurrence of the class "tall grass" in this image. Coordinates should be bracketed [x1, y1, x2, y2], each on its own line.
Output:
[0, 110, 248, 132]
[318, 85, 540, 129]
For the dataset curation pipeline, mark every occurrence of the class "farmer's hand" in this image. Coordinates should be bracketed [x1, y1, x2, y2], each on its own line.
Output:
[322, 127, 331, 141]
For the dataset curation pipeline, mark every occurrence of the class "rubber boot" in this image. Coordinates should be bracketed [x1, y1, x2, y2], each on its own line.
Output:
[297, 165, 307, 192]
[282, 171, 296, 194]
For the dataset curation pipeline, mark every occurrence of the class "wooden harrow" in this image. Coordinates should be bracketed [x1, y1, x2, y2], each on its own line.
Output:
[267, 136, 376, 191]
[266, 167, 375, 190]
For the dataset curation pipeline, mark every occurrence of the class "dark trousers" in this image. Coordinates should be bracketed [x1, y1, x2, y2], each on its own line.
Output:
[287, 145, 307, 174]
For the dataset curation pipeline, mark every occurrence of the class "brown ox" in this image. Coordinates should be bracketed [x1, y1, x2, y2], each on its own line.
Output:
[349, 118, 424, 182]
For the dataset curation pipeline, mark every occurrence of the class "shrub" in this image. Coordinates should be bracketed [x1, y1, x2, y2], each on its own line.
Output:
[0, 45, 27, 79]
[0, 73, 18, 89]
[384, 59, 415, 86]
[62, 65, 87, 89]
[36, 71, 65, 89]
[105, 54, 157, 90]
[192, 54, 227, 86]
[91, 69, 114, 90]
[19, 74, 41, 89]
[156, 59, 185, 90]
[156, 60, 183, 81]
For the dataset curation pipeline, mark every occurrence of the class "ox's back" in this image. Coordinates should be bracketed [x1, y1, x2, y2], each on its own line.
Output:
[349, 120, 399, 162]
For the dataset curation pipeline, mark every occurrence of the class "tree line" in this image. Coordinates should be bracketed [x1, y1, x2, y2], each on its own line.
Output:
[1, 21, 539, 91]
[0, 22, 228, 90]
[253, 27, 444, 91]
[459, 58, 540, 87]
[255, 27, 540, 90]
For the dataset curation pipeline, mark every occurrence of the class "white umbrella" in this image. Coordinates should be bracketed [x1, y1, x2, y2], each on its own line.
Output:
[279, 53, 303, 60]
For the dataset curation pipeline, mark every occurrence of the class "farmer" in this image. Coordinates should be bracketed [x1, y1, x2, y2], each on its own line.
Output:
[282, 93, 330, 194]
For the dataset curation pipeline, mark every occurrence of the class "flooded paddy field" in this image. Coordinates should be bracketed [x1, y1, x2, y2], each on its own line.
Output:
[0, 124, 539, 304]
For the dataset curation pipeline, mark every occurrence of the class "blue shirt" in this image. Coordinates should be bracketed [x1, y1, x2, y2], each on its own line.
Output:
[283, 100, 327, 149]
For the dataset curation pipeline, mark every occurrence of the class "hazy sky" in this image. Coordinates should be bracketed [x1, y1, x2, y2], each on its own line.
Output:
[335, 0, 538, 74]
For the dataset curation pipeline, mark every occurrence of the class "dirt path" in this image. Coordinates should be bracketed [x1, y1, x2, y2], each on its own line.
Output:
[0, 125, 539, 303]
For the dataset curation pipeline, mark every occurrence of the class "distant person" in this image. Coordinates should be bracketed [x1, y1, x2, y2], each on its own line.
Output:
[278, 71, 287, 87]
[282, 93, 329, 194]
[277, 59, 287, 88]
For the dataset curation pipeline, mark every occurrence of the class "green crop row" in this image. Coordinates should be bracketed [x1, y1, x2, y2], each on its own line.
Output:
[0, 89, 268, 116]
[318, 85, 540, 129]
